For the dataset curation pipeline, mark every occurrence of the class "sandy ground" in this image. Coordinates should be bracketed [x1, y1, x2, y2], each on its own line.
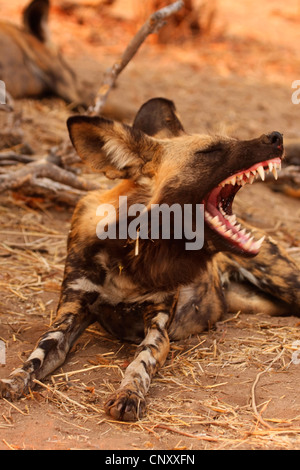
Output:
[0, 0, 300, 450]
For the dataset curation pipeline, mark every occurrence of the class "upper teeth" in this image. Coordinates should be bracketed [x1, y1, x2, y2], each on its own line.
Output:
[257, 166, 265, 181]
[219, 159, 281, 187]
[204, 158, 281, 253]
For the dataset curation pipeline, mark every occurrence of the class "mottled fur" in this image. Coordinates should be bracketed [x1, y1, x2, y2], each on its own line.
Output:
[1, 97, 299, 421]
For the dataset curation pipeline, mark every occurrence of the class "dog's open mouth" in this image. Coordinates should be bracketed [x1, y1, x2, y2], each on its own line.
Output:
[203, 157, 282, 254]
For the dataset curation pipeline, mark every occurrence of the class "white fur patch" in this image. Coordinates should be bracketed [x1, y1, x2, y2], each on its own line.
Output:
[69, 277, 102, 293]
[103, 140, 136, 170]
[28, 347, 45, 363]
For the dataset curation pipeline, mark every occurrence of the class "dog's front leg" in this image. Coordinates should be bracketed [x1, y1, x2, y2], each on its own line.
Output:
[0, 292, 96, 400]
[105, 305, 171, 421]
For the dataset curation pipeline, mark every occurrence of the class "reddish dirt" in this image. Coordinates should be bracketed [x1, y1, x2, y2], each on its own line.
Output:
[1, 0, 300, 450]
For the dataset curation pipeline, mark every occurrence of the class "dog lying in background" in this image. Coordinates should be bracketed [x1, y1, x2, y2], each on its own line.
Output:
[0, 0, 84, 104]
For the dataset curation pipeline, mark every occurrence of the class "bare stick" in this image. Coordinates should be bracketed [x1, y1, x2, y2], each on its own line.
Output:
[0, 152, 34, 166]
[90, 0, 184, 115]
[251, 349, 284, 429]
[0, 159, 101, 205]
[0, 1, 184, 204]
[33, 379, 101, 413]
[52, 363, 123, 379]
[154, 424, 219, 442]
[2, 397, 29, 415]
[0, 160, 99, 193]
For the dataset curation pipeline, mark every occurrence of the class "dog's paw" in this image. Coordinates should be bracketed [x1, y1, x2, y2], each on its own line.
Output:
[0, 372, 29, 400]
[104, 388, 146, 421]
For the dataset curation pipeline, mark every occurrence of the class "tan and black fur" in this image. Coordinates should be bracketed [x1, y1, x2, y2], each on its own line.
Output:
[1, 98, 299, 421]
[0, 0, 84, 104]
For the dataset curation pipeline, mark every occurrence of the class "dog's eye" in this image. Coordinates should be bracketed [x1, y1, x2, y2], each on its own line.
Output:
[197, 145, 223, 155]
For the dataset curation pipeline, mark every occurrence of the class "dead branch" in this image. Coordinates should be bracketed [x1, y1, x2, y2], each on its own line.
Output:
[0, 159, 99, 193]
[0, 152, 34, 166]
[24, 177, 91, 206]
[90, 0, 185, 115]
[0, 0, 184, 204]
[251, 350, 284, 429]
[0, 159, 100, 204]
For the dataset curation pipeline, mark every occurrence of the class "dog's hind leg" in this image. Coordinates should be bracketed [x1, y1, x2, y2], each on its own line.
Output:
[217, 231, 300, 315]
[224, 281, 295, 316]
[169, 258, 227, 340]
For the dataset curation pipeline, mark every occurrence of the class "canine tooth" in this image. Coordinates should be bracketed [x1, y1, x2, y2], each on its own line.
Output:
[257, 165, 265, 181]
[243, 236, 254, 250]
[272, 167, 278, 180]
[250, 235, 265, 251]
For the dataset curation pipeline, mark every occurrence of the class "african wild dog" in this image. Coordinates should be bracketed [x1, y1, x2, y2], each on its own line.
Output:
[0, 0, 84, 104]
[1, 97, 300, 421]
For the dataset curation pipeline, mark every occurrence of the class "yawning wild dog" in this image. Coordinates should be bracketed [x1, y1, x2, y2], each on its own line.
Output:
[1, 98, 300, 421]
[0, 0, 83, 104]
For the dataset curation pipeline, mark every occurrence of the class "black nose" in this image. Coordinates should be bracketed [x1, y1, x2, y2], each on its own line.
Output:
[267, 131, 283, 148]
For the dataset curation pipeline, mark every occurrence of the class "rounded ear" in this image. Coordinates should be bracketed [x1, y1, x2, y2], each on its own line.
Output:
[133, 97, 185, 138]
[23, 0, 50, 43]
[67, 115, 162, 180]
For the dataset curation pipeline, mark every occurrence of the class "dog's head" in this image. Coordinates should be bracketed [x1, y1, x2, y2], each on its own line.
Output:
[67, 98, 284, 257]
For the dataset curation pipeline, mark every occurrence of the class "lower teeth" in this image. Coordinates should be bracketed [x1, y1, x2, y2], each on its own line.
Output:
[205, 211, 264, 251]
